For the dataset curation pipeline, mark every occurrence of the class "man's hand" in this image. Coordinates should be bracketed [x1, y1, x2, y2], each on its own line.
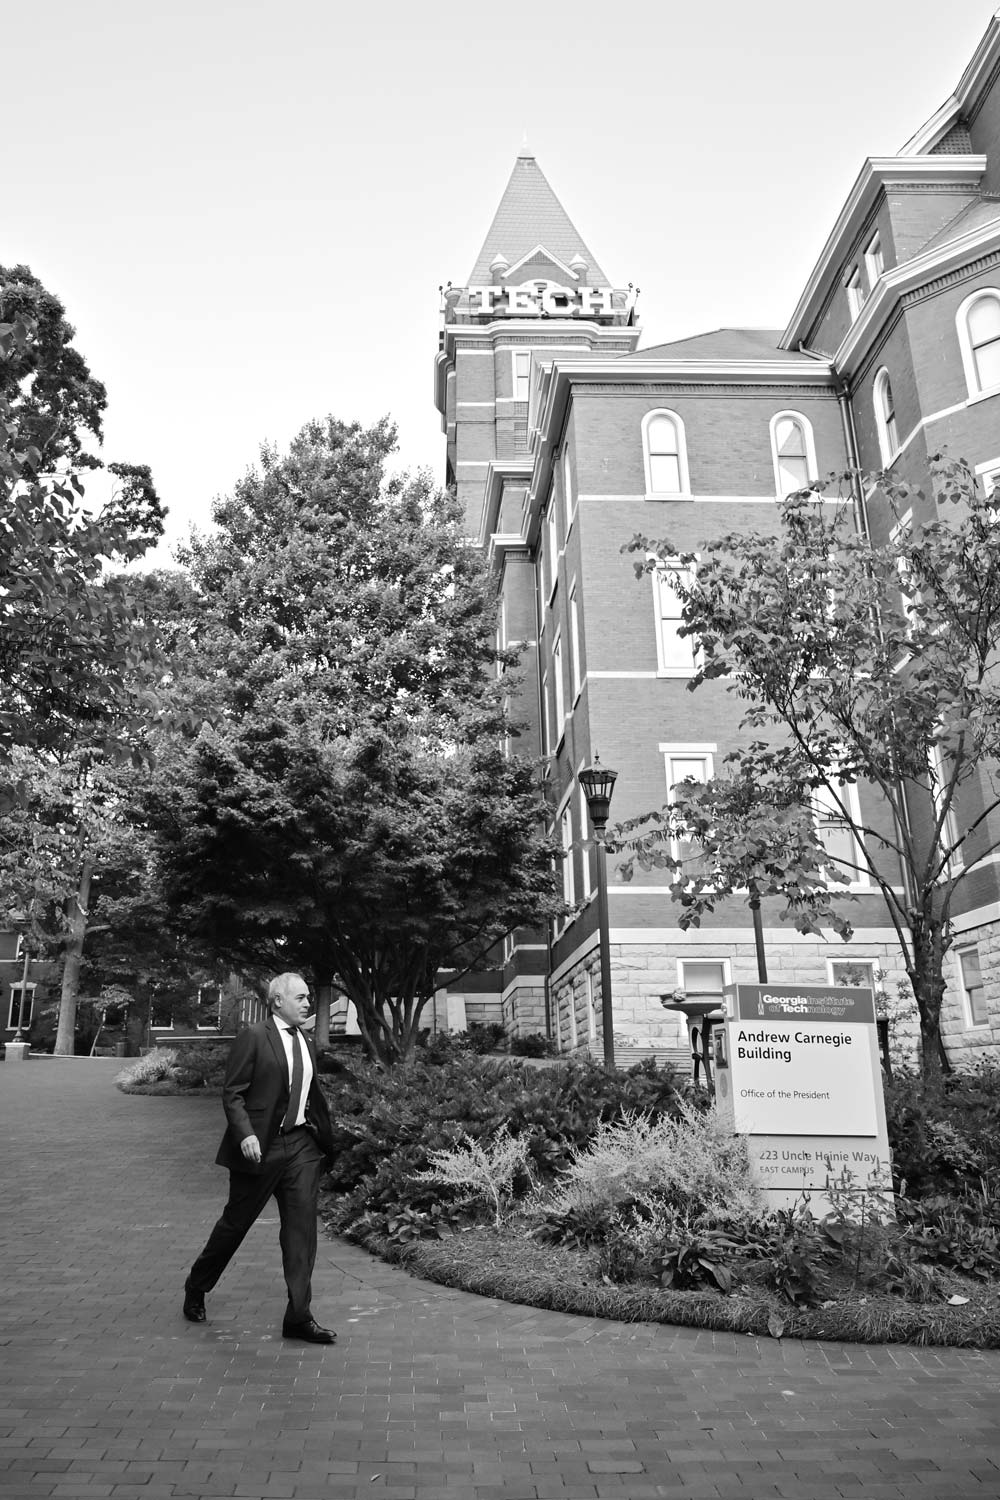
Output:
[240, 1135, 262, 1164]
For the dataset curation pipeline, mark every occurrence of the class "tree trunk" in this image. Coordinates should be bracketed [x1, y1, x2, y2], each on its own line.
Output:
[909, 914, 951, 1082]
[313, 974, 333, 1050]
[54, 857, 94, 1055]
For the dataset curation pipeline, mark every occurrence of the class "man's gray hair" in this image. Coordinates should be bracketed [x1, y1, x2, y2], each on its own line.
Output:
[268, 973, 307, 1010]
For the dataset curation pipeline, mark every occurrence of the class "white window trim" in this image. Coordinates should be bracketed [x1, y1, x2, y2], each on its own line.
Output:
[562, 448, 575, 533]
[660, 744, 716, 866]
[6, 981, 36, 1030]
[975, 457, 1000, 497]
[864, 232, 884, 291]
[568, 583, 582, 704]
[558, 793, 575, 911]
[813, 780, 871, 889]
[676, 956, 732, 1000]
[552, 629, 566, 744]
[929, 739, 963, 875]
[541, 668, 552, 756]
[890, 507, 916, 632]
[826, 957, 877, 988]
[545, 497, 559, 603]
[196, 986, 222, 1031]
[956, 945, 989, 1029]
[511, 348, 533, 403]
[578, 781, 593, 900]
[769, 409, 818, 498]
[641, 408, 691, 498]
[873, 367, 899, 466]
[845, 265, 866, 321]
[650, 559, 697, 677]
[1, 933, 24, 964]
[584, 966, 597, 1041]
[956, 287, 1000, 402]
[566, 971, 579, 1049]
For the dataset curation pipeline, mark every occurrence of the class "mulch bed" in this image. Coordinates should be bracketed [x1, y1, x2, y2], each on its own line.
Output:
[330, 1218, 1000, 1348]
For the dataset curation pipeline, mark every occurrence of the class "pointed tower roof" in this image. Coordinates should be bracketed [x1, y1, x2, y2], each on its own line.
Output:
[467, 149, 611, 288]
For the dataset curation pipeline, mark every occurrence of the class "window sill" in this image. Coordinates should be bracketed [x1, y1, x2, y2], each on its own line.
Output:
[645, 491, 695, 503]
[966, 385, 1000, 408]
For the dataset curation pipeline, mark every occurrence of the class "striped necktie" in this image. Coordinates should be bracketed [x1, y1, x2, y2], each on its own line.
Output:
[282, 1026, 304, 1131]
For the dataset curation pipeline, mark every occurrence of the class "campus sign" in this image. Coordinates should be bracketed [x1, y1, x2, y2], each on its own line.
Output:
[714, 983, 892, 1211]
[466, 284, 620, 317]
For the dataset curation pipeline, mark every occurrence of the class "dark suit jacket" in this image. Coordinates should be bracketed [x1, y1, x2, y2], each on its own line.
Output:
[215, 1017, 335, 1174]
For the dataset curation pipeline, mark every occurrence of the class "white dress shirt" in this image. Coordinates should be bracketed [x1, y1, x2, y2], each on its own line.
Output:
[273, 1017, 314, 1127]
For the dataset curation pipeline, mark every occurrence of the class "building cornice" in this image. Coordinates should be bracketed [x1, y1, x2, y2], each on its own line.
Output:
[780, 157, 988, 350]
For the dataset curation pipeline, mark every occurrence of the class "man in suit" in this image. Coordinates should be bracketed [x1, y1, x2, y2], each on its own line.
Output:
[182, 972, 337, 1343]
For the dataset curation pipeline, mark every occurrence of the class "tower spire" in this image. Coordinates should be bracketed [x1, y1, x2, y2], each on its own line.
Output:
[466, 151, 610, 288]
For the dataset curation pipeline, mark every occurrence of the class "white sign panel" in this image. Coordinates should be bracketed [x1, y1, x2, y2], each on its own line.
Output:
[730, 1020, 878, 1135]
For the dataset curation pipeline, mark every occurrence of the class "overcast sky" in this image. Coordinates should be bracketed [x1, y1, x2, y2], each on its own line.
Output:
[4, 1, 994, 561]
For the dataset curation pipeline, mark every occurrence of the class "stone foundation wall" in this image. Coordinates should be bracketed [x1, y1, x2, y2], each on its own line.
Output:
[501, 982, 547, 1039]
[549, 935, 925, 1065]
[942, 917, 1000, 1067]
[507, 922, 1000, 1070]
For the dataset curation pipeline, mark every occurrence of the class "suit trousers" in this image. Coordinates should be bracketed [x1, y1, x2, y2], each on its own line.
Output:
[188, 1126, 324, 1323]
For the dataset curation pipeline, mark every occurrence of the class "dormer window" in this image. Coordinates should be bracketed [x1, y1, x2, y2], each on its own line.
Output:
[845, 266, 866, 321]
[864, 232, 884, 289]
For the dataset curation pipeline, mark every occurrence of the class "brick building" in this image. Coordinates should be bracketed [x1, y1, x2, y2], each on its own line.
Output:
[434, 11, 1000, 1066]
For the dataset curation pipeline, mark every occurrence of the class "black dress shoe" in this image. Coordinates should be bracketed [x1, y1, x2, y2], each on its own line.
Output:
[182, 1283, 206, 1322]
[282, 1316, 336, 1344]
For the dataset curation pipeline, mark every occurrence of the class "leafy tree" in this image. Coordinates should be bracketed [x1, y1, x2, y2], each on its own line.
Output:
[0, 314, 165, 760]
[0, 288, 165, 1048]
[613, 760, 853, 981]
[0, 264, 107, 468]
[625, 453, 1000, 1079]
[146, 416, 563, 1062]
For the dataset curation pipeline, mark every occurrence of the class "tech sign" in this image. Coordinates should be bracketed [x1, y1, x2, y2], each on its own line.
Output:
[714, 983, 892, 1212]
[465, 284, 621, 317]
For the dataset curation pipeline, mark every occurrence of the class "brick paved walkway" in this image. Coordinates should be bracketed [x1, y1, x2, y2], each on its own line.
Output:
[2, 1060, 1000, 1500]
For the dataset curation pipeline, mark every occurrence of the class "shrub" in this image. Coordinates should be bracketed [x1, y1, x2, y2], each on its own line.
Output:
[466, 1021, 507, 1054]
[411, 1124, 533, 1225]
[599, 1196, 741, 1292]
[115, 1048, 179, 1089]
[544, 1100, 762, 1229]
[760, 1204, 831, 1307]
[510, 1032, 557, 1058]
[169, 1044, 230, 1090]
[895, 1191, 1000, 1279]
[885, 1064, 1000, 1197]
[320, 1052, 680, 1237]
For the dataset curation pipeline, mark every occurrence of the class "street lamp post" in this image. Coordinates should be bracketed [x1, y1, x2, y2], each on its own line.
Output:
[11, 938, 31, 1044]
[579, 756, 619, 1072]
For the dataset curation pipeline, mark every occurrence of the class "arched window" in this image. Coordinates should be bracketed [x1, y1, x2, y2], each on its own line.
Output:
[770, 411, 817, 496]
[957, 289, 1000, 397]
[874, 368, 898, 465]
[642, 409, 690, 495]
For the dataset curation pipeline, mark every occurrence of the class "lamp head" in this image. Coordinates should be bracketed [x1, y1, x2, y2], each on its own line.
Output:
[580, 755, 619, 834]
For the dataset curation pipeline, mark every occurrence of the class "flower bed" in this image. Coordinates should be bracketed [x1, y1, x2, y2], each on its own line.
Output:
[319, 1055, 1000, 1347]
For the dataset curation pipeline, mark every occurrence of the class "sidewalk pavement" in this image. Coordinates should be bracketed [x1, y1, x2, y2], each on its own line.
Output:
[1, 1059, 1000, 1500]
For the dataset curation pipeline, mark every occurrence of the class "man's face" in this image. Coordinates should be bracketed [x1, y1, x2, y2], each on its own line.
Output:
[272, 978, 311, 1028]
